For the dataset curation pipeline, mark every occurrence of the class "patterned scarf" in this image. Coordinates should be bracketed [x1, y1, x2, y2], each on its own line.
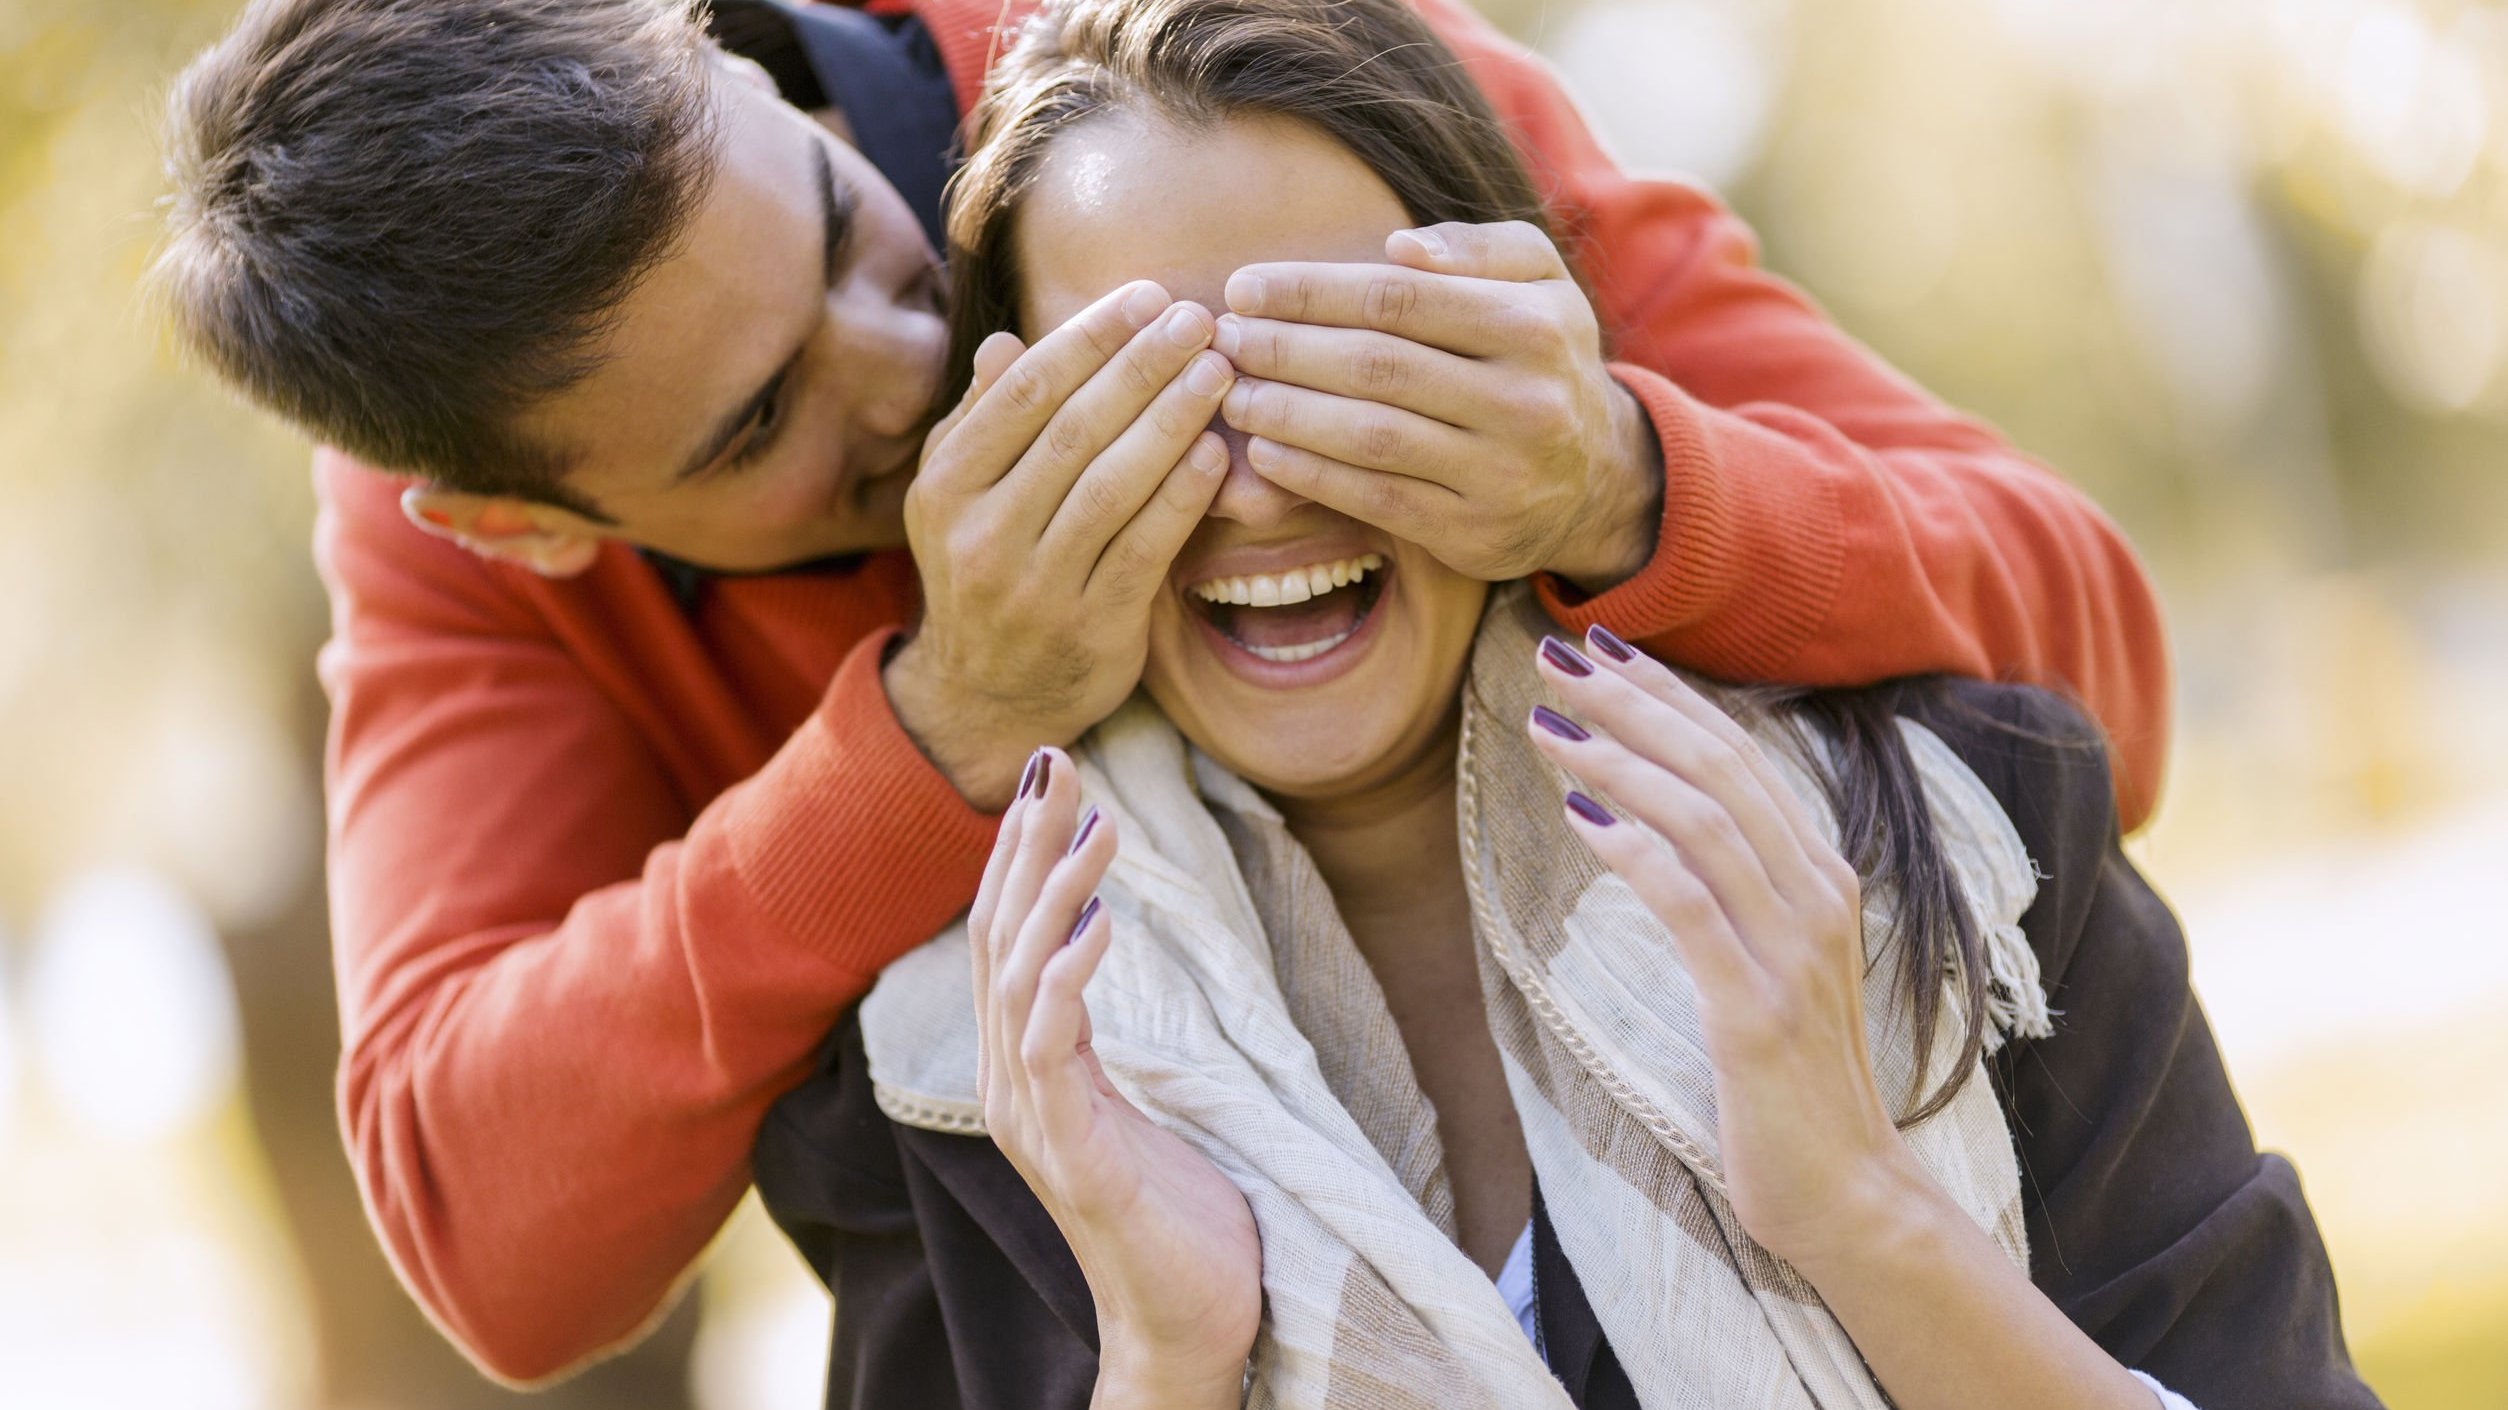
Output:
[861, 587, 2050, 1408]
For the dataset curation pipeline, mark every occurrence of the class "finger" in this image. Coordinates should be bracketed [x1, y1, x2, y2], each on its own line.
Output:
[1385, 219, 1574, 285]
[1236, 437, 1455, 545]
[1221, 375, 1475, 486]
[1036, 347, 1234, 570]
[996, 302, 1219, 540]
[1085, 428, 1229, 605]
[1530, 706, 1792, 947]
[925, 330, 1025, 461]
[1224, 261, 1559, 359]
[1581, 627, 1839, 859]
[926, 281, 1176, 495]
[997, 806, 1116, 1085]
[1211, 315, 1486, 426]
[1560, 788, 1764, 1001]
[984, 750, 1082, 1075]
[1022, 875, 1117, 1141]
[968, 784, 1032, 1004]
[1539, 637, 1829, 905]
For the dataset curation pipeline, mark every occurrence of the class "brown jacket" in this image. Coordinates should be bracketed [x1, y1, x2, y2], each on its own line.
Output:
[754, 682, 2380, 1410]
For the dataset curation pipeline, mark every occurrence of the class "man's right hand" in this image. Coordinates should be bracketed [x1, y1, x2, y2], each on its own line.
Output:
[887, 281, 1235, 809]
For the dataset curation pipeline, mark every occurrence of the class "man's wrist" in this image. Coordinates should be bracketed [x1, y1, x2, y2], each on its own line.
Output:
[880, 634, 1032, 811]
[1553, 376, 1666, 593]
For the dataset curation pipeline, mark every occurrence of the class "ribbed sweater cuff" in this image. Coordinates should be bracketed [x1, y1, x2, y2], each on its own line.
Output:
[1536, 363, 1846, 678]
[725, 626, 998, 978]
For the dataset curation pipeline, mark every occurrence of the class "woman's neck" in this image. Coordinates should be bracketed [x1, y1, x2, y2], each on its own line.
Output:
[1270, 709, 1464, 940]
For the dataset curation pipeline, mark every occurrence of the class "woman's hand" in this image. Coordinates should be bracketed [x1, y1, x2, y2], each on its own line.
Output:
[1524, 630, 1938, 1271]
[1212, 220, 1662, 592]
[971, 749, 1262, 1408]
[1527, 635, 2159, 1410]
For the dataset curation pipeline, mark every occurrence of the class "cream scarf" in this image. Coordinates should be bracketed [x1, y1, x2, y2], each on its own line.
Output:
[861, 587, 2051, 1408]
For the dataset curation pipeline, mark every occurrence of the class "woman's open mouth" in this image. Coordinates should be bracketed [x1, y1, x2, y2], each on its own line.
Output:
[1184, 552, 1390, 684]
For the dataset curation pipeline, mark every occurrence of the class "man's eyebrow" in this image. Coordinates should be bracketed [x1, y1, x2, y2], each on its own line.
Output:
[672, 139, 855, 485]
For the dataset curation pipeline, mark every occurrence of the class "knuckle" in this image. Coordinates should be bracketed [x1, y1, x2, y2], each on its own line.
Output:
[1074, 472, 1130, 528]
[1357, 415, 1409, 467]
[1350, 342, 1408, 396]
[1042, 413, 1095, 466]
[998, 364, 1052, 417]
[1362, 271, 1417, 326]
[1117, 347, 1167, 398]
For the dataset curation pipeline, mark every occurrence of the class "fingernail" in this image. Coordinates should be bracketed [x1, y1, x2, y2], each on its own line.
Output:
[1185, 350, 1229, 397]
[1226, 270, 1266, 312]
[1019, 748, 1052, 799]
[1190, 434, 1228, 475]
[1586, 623, 1635, 662]
[1210, 314, 1242, 359]
[1402, 227, 1447, 259]
[1068, 805, 1100, 854]
[1565, 791, 1617, 827]
[419, 508, 454, 528]
[1067, 894, 1102, 945]
[1163, 303, 1208, 348]
[1121, 283, 1168, 326]
[1531, 705, 1588, 742]
[1014, 751, 1039, 801]
[1540, 636, 1594, 677]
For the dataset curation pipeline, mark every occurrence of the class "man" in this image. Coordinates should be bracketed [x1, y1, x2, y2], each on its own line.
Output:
[154, 0, 2169, 1383]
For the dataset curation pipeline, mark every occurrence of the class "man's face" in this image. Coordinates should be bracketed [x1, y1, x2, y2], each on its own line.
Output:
[517, 58, 946, 571]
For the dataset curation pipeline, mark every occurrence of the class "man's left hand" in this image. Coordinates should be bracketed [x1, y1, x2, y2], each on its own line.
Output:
[1213, 219, 1663, 591]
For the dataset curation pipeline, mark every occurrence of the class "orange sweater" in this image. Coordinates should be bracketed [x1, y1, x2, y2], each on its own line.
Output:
[317, 0, 2169, 1382]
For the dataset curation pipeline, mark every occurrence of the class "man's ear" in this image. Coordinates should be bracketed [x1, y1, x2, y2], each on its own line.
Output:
[400, 486, 604, 578]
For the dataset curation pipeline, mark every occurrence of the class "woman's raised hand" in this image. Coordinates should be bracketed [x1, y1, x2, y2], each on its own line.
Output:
[971, 749, 1262, 1409]
[1524, 630, 1942, 1275]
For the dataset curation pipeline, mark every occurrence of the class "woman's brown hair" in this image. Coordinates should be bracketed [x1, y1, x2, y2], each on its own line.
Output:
[940, 0, 2015, 1122]
[938, 0, 1550, 410]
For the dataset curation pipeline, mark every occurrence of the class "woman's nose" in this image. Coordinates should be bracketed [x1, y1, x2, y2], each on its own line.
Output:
[1206, 422, 1310, 529]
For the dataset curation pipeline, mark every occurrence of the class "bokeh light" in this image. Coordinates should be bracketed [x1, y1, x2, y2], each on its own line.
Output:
[27, 868, 242, 1147]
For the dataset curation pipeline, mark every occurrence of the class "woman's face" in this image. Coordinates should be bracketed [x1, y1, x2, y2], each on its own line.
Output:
[1015, 111, 1489, 801]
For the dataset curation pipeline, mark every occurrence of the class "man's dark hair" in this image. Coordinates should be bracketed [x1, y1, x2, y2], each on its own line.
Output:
[154, 0, 723, 514]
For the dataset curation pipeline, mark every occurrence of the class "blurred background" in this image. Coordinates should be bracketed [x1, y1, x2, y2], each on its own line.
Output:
[2, 0, 2504, 1404]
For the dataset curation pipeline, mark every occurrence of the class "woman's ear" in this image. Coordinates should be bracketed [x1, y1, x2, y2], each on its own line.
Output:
[400, 486, 604, 578]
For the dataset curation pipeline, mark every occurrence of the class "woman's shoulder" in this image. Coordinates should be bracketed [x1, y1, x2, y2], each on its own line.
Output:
[1888, 678, 2118, 864]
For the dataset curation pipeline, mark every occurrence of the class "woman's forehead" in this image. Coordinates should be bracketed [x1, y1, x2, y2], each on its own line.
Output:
[1012, 110, 1411, 334]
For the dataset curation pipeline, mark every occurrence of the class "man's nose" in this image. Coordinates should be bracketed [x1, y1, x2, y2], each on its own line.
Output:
[834, 300, 949, 442]
[1206, 422, 1310, 529]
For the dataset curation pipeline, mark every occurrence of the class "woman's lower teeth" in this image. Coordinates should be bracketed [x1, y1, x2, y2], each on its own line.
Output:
[1243, 627, 1355, 663]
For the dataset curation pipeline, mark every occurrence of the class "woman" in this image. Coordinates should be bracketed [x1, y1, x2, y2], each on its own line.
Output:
[753, 1, 2376, 1406]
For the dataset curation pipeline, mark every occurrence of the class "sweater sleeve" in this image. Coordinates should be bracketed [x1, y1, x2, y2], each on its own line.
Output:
[1402, 0, 2171, 831]
[1921, 682, 2382, 1410]
[314, 456, 996, 1383]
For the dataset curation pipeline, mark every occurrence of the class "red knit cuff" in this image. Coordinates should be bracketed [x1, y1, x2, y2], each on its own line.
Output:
[725, 626, 998, 978]
[1535, 363, 1846, 679]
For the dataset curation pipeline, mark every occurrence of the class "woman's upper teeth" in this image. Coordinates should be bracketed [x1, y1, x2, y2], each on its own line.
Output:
[1190, 553, 1383, 607]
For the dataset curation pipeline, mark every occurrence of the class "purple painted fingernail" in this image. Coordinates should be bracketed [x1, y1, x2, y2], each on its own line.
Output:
[1540, 636, 1594, 677]
[1586, 624, 1636, 663]
[1068, 805, 1100, 854]
[1067, 894, 1102, 945]
[1565, 791, 1617, 827]
[1531, 705, 1589, 742]
[1015, 751, 1040, 801]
